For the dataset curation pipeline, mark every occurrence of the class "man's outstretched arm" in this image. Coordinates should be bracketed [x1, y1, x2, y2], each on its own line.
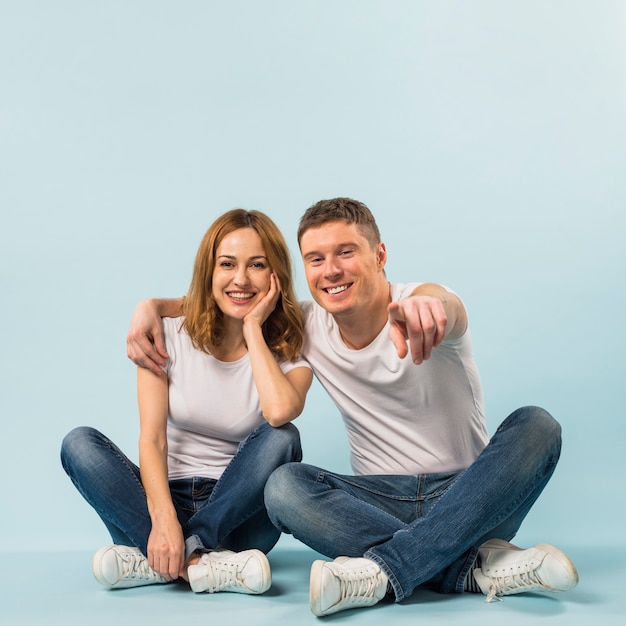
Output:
[388, 283, 467, 364]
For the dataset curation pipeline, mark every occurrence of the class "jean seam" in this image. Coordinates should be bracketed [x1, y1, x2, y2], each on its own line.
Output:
[317, 471, 455, 503]
[316, 471, 409, 527]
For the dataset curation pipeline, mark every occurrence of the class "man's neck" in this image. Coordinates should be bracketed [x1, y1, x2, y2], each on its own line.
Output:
[334, 282, 391, 350]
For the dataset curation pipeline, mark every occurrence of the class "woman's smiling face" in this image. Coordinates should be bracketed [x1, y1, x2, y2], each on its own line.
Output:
[211, 227, 271, 320]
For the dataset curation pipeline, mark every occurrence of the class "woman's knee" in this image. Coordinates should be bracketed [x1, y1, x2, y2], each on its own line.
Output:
[275, 422, 302, 460]
[60, 426, 107, 474]
[61, 426, 97, 460]
[250, 421, 302, 462]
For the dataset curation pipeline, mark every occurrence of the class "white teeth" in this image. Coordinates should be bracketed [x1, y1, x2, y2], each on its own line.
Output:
[327, 285, 348, 295]
[229, 292, 254, 300]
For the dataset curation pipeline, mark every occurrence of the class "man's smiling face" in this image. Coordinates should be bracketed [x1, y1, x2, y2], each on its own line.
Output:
[299, 220, 387, 319]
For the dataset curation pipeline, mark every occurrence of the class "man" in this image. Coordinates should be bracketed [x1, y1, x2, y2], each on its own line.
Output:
[127, 197, 578, 616]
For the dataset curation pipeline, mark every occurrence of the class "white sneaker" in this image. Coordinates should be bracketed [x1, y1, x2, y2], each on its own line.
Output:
[187, 549, 271, 594]
[473, 539, 579, 602]
[92, 545, 169, 589]
[309, 556, 388, 617]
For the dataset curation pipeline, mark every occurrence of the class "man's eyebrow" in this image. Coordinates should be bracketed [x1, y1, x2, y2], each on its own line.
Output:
[303, 241, 360, 257]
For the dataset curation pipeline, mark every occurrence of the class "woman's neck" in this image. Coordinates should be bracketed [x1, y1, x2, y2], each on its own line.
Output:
[212, 320, 247, 362]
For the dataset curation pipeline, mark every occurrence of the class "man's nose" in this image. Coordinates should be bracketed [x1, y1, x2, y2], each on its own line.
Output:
[323, 258, 341, 278]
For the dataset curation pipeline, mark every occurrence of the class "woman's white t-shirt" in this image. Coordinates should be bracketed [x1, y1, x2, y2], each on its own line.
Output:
[163, 316, 310, 480]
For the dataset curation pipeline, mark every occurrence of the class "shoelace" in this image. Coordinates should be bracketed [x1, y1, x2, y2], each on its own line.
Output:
[485, 566, 543, 603]
[335, 567, 383, 607]
[205, 559, 241, 592]
[120, 552, 164, 582]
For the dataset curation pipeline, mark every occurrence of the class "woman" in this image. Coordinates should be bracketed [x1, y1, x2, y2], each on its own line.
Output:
[61, 209, 312, 594]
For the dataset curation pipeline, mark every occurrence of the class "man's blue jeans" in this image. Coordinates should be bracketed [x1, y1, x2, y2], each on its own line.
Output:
[61, 421, 302, 559]
[264, 406, 561, 601]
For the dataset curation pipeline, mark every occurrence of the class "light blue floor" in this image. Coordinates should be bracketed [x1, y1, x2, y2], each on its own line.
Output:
[1, 542, 622, 625]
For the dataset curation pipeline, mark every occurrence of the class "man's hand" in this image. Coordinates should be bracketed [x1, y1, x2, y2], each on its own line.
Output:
[126, 299, 169, 375]
[388, 295, 448, 364]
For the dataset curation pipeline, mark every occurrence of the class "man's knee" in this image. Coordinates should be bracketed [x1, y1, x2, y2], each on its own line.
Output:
[503, 406, 562, 464]
[264, 462, 309, 527]
[517, 406, 561, 446]
[265, 463, 298, 503]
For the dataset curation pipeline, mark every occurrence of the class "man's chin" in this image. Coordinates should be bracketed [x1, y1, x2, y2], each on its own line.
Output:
[317, 297, 353, 317]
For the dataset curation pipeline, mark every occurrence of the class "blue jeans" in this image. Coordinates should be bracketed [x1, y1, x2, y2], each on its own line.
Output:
[61, 421, 302, 559]
[264, 406, 561, 601]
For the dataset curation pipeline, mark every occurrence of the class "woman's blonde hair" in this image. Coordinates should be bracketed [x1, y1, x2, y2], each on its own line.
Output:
[182, 209, 304, 361]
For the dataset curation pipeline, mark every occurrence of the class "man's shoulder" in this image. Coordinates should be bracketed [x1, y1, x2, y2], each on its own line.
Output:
[390, 282, 422, 301]
[299, 300, 334, 341]
[300, 299, 319, 318]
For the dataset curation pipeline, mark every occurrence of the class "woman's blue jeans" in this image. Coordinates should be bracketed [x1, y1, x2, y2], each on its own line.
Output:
[61, 421, 302, 559]
[264, 406, 561, 601]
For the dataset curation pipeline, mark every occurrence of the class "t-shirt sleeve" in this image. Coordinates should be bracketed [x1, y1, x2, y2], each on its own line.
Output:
[278, 354, 312, 374]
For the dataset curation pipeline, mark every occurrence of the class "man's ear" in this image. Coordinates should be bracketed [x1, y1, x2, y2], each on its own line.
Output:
[377, 242, 387, 270]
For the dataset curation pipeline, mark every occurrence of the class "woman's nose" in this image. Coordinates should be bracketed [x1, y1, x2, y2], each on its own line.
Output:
[234, 267, 250, 285]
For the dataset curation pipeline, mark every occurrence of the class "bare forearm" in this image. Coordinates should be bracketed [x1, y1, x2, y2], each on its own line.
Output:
[243, 320, 310, 426]
[139, 440, 177, 521]
[137, 367, 175, 518]
[409, 283, 467, 340]
[152, 297, 185, 319]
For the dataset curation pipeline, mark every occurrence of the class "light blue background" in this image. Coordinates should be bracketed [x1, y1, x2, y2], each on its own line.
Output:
[1, 0, 624, 554]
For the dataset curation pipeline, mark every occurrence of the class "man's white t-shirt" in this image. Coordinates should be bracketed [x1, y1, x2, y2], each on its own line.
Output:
[300, 283, 489, 476]
[163, 316, 310, 481]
